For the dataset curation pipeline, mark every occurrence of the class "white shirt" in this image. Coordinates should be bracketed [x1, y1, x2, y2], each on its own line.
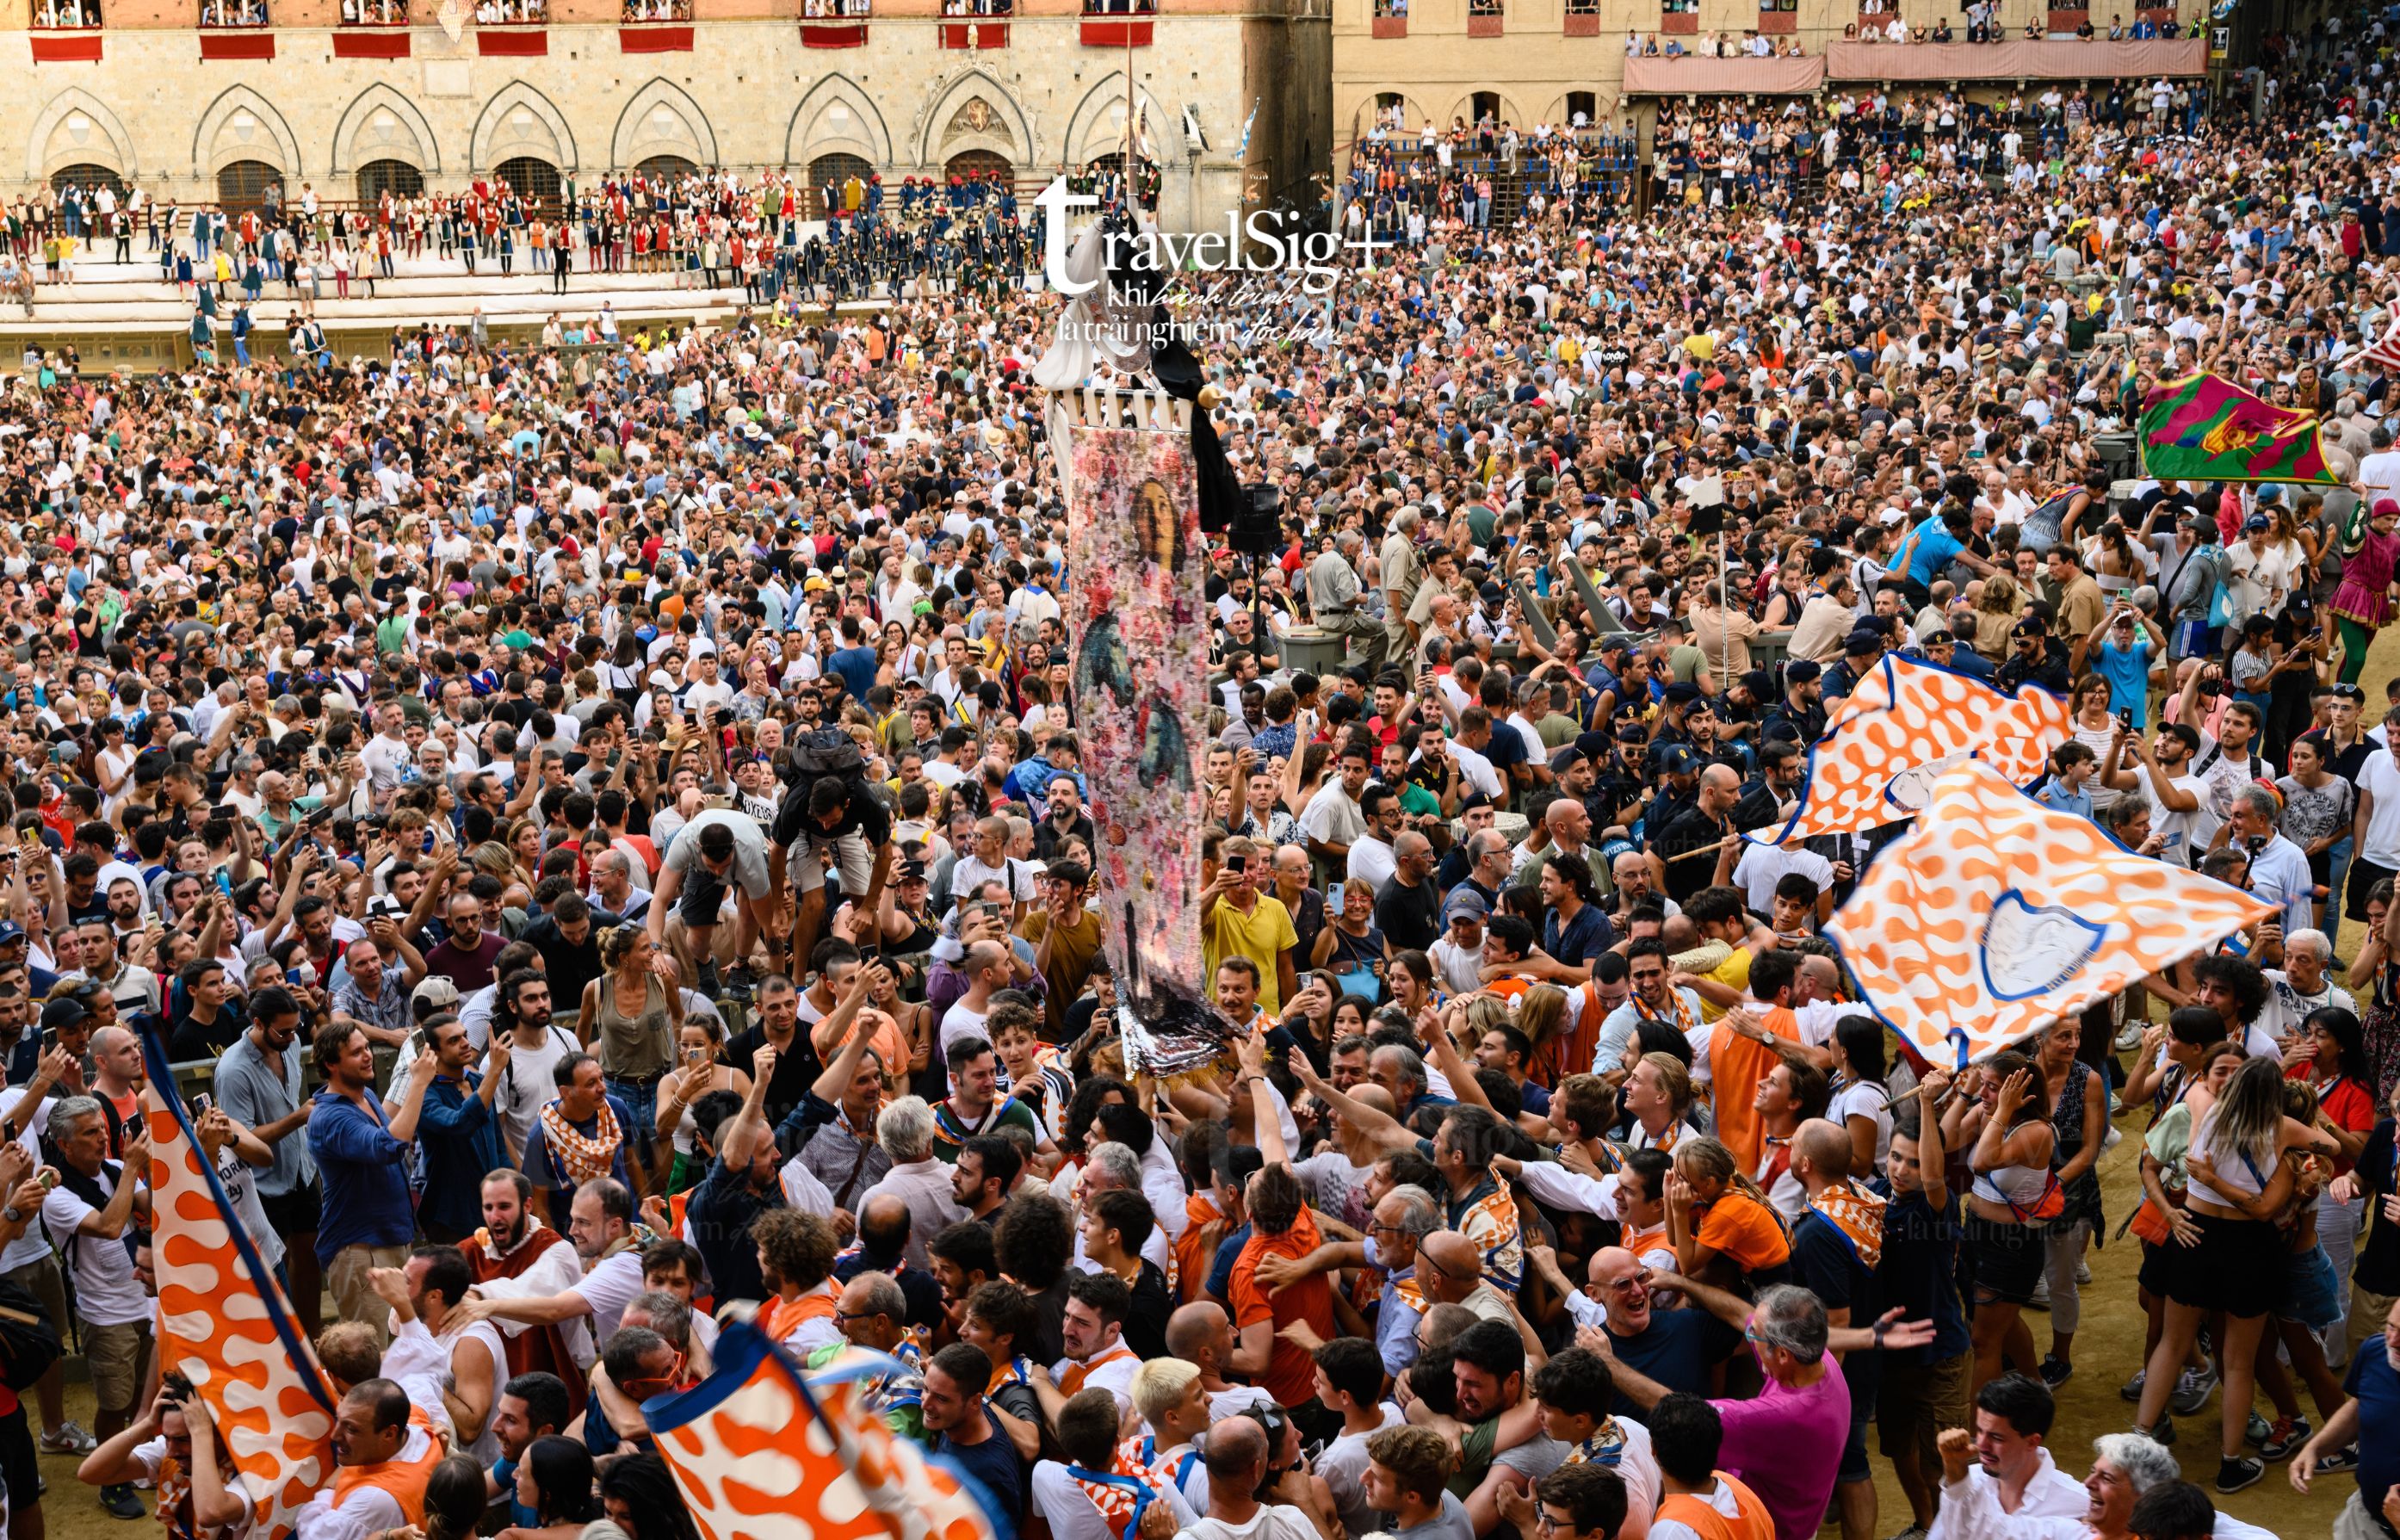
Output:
[1347, 835, 1398, 891]
[1924, 1450, 2094, 1540]
[128, 1435, 257, 1540]
[567, 1248, 648, 1345]
[1732, 843, 1834, 915]
[1051, 1343, 1141, 1416]
[43, 1164, 148, 1325]
[2359, 745, 2400, 869]
[1173, 1506, 1321, 1540]
[293, 1423, 433, 1540]
[2255, 971, 2356, 1048]
[1033, 1458, 1195, 1540]
[1319, 1404, 1407, 1538]
[0, 1090, 53, 1271]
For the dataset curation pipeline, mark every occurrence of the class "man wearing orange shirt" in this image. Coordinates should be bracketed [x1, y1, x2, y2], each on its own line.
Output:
[1226, 1030, 1339, 1441]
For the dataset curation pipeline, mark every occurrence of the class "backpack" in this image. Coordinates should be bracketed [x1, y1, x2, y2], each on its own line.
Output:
[772, 727, 870, 847]
[0, 1276, 60, 1392]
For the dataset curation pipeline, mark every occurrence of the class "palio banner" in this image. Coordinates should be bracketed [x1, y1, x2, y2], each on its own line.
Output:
[1826, 759, 2274, 1067]
[2137, 371, 2337, 485]
[1062, 417, 1228, 1075]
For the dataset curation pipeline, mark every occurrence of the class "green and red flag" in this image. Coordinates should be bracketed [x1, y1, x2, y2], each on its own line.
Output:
[2137, 372, 2337, 486]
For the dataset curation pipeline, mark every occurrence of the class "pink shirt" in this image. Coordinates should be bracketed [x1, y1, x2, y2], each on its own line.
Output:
[1714, 1365, 1851, 1540]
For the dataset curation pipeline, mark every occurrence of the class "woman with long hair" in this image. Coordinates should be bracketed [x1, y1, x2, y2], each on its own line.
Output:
[654, 1015, 750, 1193]
[575, 924, 684, 1191]
[593, 1452, 703, 1540]
[1665, 1135, 1791, 1293]
[2032, 1017, 2108, 1388]
[423, 1455, 494, 1540]
[1826, 1014, 1891, 1180]
[2133, 1054, 2341, 1489]
[2289, 1005, 2376, 1357]
[517, 1436, 601, 1532]
[1952, 1054, 2058, 1394]
[1619, 1050, 1698, 1153]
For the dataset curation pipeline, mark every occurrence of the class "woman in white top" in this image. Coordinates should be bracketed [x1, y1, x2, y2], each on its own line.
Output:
[653, 1017, 749, 1193]
[1825, 1015, 1892, 1179]
[2130, 1054, 2340, 1483]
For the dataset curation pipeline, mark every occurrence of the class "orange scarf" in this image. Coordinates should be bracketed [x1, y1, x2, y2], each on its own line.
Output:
[538, 1098, 622, 1186]
[1807, 1178, 1889, 1270]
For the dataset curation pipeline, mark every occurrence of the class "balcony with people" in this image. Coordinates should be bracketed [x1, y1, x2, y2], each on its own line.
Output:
[938, 0, 1010, 49]
[1081, 0, 1154, 46]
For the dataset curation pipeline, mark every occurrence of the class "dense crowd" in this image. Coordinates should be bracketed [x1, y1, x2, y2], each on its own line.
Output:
[3, 9, 2400, 1540]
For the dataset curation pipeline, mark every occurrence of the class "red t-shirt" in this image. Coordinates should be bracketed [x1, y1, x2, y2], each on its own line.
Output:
[2290, 1067, 2376, 1177]
[1229, 1207, 1336, 1409]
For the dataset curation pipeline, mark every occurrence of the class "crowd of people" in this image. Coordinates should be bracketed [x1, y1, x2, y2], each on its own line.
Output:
[2, 8, 2400, 1540]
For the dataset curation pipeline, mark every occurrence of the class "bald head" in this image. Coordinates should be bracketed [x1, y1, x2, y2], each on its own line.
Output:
[1203, 1413, 1268, 1485]
[1166, 1301, 1231, 1364]
[1794, 1117, 1853, 1184]
[1394, 832, 1432, 864]
[1700, 764, 1741, 798]
[1420, 1230, 1481, 1302]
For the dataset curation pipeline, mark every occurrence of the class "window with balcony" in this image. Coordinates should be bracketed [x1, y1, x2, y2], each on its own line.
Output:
[1082, 0, 1157, 15]
[475, 0, 546, 22]
[339, 0, 408, 22]
[1659, 0, 1697, 29]
[1466, 0, 1500, 31]
[623, 0, 691, 18]
[802, 0, 870, 15]
[31, 0, 99, 26]
[198, 0, 268, 23]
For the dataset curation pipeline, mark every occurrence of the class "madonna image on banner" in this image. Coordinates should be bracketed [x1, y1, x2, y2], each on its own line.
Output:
[1064, 424, 1224, 1070]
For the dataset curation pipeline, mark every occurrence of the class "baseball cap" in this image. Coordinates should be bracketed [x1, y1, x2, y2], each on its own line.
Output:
[1843, 629, 1884, 658]
[39, 997, 87, 1035]
[1785, 659, 1822, 684]
[1663, 745, 1701, 775]
[1443, 889, 1490, 925]
[2243, 513, 2270, 532]
[411, 976, 461, 1011]
[0, 924, 26, 948]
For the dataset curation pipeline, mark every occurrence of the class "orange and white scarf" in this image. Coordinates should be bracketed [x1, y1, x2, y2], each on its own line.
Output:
[539, 1098, 622, 1186]
[1808, 1178, 1889, 1270]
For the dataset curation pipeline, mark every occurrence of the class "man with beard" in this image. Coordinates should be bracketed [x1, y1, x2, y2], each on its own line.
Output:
[481, 1370, 572, 1524]
[449, 1178, 649, 1377]
[214, 985, 320, 1333]
[290, 1379, 446, 1540]
[457, 1169, 591, 1415]
[366, 1250, 505, 1465]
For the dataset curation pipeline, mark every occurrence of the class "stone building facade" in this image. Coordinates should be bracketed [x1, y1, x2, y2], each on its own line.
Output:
[5, 0, 1330, 231]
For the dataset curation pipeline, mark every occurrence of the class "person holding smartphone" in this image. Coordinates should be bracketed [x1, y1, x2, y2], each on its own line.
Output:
[2075, 601, 2167, 732]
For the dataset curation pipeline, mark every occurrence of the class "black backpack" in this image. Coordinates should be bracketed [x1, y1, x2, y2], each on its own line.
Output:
[0, 1275, 61, 1392]
[772, 728, 869, 847]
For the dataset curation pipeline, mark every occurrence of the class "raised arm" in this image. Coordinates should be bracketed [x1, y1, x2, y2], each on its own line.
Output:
[1285, 1044, 1417, 1154]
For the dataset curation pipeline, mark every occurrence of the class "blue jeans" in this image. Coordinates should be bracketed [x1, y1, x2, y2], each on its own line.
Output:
[2323, 834, 2355, 931]
[607, 1075, 660, 1166]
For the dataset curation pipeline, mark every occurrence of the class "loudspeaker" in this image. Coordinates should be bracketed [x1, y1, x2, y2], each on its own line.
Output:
[1229, 482, 1282, 557]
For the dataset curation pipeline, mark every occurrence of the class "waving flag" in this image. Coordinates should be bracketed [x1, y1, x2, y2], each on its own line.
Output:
[2362, 312, 2400, 375]
[2137, 372, 2337, 486]
[647, 1320, 999, 1540]
[139, 1028, 336, 1540]
[1826, 759, 2274, 1067]
[1760, 654, 2070, 844]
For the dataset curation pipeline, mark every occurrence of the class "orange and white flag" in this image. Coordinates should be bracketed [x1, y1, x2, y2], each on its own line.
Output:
[1765, 653, 2070, 843]
[1826, 759, 2273, 1067]
[140, 1028, 336, 1540]
[649, 1321, 999, 1540]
